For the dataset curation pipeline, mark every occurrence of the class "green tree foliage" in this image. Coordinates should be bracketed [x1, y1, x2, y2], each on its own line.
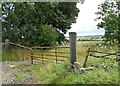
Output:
[95, 0, 120, 45]
[2, 2, 79, 46]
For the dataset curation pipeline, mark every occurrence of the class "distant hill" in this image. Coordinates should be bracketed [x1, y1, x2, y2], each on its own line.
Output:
[77, 35, 104, 39]
[65, 35, 104, 40]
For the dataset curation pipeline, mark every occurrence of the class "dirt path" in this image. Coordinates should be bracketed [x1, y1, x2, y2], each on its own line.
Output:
[2, 61, 36, 84]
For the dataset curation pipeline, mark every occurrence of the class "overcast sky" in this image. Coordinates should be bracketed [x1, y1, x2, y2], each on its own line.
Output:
[65, 0, 105, 37]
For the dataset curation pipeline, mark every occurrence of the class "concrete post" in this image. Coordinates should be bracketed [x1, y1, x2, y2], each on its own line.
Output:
[69, 32, 76, 65]
[5, 39, 9, 51]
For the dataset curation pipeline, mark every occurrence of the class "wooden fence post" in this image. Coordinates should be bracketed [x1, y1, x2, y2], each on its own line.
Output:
[55, 47, 57, 63]
[42, 48, 44, 64]
[5, 39, 10, 51]
[69, 32, 77, 65]
[30, 48, 33, 64]
[83, 48, 90, 67]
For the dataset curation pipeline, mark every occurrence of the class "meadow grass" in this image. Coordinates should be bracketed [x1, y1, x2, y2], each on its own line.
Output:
[29, 41, 118, 84]
[2, 51, 19, 61]
[2, 40, 119, 84]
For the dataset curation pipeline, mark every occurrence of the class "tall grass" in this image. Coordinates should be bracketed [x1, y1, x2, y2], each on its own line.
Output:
[30, 41, 118, 84]
[30, 60, 118, 84]
[2, 40, 119, 84]
[2, 51, 19, 62]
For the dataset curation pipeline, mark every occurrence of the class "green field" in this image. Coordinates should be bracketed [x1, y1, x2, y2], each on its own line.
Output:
[2, 40, 119, 84]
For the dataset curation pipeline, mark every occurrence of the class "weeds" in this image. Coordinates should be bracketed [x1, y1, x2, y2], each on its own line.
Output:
[2, 41, 119, 84]
[2, 51, 19, 62]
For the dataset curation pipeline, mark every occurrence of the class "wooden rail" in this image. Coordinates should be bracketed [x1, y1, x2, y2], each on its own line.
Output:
[83, 48, 120, 67]
[10, 42, 31, 50]
[31, 46, 70, 64]
[10, 42, 32, 61]
[32, 46, 69, 49]
[5, 33, 76, 65]
[9, 42, 70, 64]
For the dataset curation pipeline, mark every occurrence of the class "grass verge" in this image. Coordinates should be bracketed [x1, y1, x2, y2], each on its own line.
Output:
[2, 51, 19, 62]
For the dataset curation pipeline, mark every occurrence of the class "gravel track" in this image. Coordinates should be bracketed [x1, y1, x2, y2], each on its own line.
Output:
[1, 61, 36, 84]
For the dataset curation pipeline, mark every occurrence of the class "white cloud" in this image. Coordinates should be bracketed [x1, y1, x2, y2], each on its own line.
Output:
[65, 0, 105, 37]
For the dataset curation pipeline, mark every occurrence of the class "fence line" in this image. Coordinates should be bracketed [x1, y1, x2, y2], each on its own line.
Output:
[10, 42, 31, 50]
[3, 33, 77, 66]
[32, 46, 69, 49]
[9, 42, 70, 64]
[89, 50, 120, 56]
[83, 48, 120, 67]
[10, 42, 32, 61]
[31, 46, 70, 64]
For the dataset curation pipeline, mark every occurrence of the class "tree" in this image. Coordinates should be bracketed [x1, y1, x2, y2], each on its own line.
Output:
[2, 2, 79, 46]
[95, 0, 120, 46]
